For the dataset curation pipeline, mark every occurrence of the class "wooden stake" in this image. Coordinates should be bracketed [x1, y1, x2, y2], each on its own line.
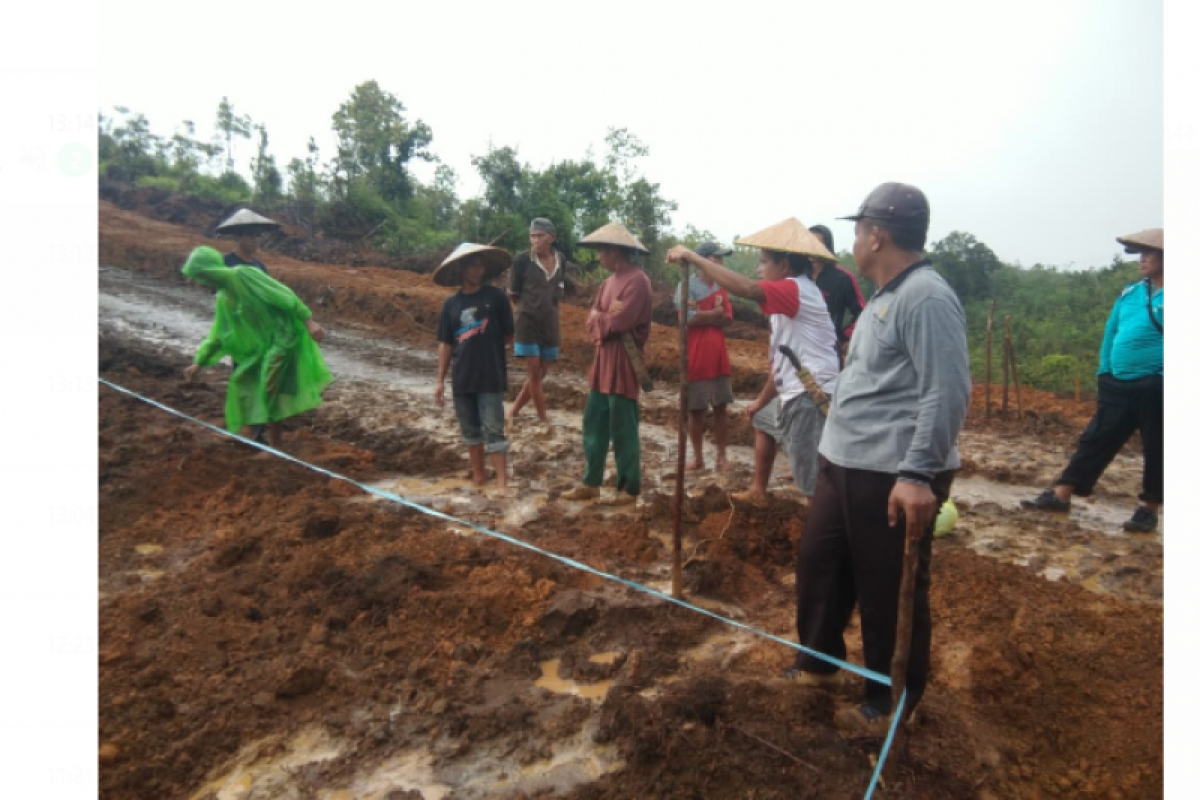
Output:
[985, 300, 995, 420]
[672, 261, 689, 599]
[1006, 323, 1024, 421]
[1001, 316, 1011, 416]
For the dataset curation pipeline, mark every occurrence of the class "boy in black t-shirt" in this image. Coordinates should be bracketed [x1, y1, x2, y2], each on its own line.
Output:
[433, 244, 516, 489]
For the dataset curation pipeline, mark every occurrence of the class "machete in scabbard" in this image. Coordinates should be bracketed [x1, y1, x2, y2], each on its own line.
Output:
[777, 345, 830, 416]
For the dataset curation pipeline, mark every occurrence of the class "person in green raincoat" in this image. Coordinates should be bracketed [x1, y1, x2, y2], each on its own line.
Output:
[180, 245, 332, 448]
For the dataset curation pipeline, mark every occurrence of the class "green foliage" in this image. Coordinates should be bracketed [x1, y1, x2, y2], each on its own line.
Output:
[464, 128, 676, 283]
[316, 179, 396, 240]
[330, 80, 433, 204]
[100, 108, 166, 182]
[929, 231, 1002, 302]
[835, 230, 1139, 392]
[134, 171, 251, 204]
[168, 120, 220, 185]
[214, 96, 253, 173]
[971, 258, 1140, 390]
[250, 124, 283, 202]
[1027, 354, 1081, 393]
[196, 172, 253, 203]
[133, 175, 179, 192]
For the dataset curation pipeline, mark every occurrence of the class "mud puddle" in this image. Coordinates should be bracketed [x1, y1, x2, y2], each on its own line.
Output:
[536, 653, 621, 700]
[100, 267, 437, 392]
[359, 475, 484, 514]
[192, 719, 626, 800]
[952, 474, 1156, 536]
[946, 475, 1163, 603]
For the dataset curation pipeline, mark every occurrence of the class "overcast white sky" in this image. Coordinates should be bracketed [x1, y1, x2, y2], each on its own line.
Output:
[99, 0, 1163, 268]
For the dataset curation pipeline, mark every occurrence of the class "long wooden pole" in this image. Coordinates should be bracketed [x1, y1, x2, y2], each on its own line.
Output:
[1001, 315, 1011, 417]
[985, 300, 995, 420]
[672, 261, 689, 599]
[1006, 318, 1023, 421]
[891, 536, 921, 721]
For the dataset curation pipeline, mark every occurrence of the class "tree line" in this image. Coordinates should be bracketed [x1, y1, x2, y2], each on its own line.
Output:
[98, 80, 1145, 393]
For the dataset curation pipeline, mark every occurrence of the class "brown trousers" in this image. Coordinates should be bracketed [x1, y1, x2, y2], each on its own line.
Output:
[791, 457, 954, 714]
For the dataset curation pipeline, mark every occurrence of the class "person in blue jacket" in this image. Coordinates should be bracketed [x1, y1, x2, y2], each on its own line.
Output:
[1023, 228, 1164, 532]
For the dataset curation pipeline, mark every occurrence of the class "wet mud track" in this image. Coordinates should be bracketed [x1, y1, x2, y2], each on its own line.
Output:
[100, 256, 1162, 799]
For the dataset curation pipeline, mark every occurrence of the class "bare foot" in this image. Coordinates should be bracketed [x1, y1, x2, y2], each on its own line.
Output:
[685, 460, 705, 472]
[715, 458, 733, 473]
[730, 489, 769, 508]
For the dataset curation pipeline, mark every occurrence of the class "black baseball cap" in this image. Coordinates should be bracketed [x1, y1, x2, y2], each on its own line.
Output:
[838, 182, 930, 232]
[696, 241, 734, 258]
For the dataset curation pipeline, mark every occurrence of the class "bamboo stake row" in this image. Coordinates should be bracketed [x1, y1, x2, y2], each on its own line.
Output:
[984, 303, 1023, 422]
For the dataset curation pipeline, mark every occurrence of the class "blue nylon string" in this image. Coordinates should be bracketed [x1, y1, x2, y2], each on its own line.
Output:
[99, 377, 905, 799]
[864, 690, 906, 798]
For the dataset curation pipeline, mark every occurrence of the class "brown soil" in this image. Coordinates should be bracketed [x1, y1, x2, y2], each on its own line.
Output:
[98, 188, 1162, 799]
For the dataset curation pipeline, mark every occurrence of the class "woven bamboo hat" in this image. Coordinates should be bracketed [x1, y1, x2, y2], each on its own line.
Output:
[215, 208, 282, 236]
[432, 243, 513, 287]
[577, 221, 649, 255]
[735, 217, 837, 263]
[1116, 228, 1163, 254]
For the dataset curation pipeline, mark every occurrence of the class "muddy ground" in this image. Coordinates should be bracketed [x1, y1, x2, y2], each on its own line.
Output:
[98, 200, 1162, 799]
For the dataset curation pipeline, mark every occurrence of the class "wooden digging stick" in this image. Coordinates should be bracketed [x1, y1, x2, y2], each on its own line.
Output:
[672, 260, 689, 599]
[891, 534, 921, 720]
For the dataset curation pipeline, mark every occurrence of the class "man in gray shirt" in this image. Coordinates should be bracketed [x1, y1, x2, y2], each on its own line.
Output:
[784, 183, 970, 735]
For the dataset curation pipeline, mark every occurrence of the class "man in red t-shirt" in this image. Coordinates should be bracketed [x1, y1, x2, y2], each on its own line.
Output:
[668, 218, 839, 505]
[675, 241, 735, 471]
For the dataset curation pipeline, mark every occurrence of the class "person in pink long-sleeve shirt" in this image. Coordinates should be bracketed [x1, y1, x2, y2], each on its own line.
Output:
[562, 222, 653, 505]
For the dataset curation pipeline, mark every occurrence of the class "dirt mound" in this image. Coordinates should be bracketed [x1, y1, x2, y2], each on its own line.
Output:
[966, 381, 1098, 438]
[568, 540, 1163, 800]
[100, 178, 231, 231]
[100, 354, 576, 798]
[928, 545, 1162, 798]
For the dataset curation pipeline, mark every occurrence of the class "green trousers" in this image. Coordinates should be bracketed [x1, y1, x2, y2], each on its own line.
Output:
[582, 390, 641, 496]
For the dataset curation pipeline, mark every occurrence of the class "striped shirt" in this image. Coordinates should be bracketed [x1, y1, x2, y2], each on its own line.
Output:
[1099, 280, 1163, 380]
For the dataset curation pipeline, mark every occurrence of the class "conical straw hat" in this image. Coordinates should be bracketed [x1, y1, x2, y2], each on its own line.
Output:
[215, 208, 282, 236]
[735, 218, 837, 263]
[431, 243, 513, 287]
[577, 221, 649, 255]
[1116, 228, 1163, 254]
